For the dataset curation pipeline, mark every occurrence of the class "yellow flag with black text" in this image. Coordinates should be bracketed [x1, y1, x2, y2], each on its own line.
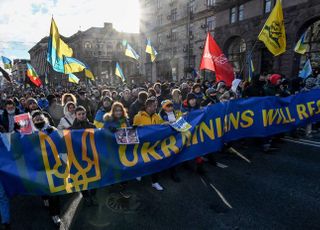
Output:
[258, 0, 286, 56]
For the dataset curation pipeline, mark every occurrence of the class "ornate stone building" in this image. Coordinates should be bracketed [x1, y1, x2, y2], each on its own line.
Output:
[11, 59, 29, 84]
[139, 0, 320, 81]
[29, 22, 141, 86]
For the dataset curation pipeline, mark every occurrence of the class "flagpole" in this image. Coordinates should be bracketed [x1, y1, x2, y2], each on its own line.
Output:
[240, 39, 258, 77]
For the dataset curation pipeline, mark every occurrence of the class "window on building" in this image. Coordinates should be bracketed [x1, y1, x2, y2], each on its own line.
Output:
[171, 8, 177, 22]
[157, 0, 161, 9]
[84, 41, 92, 49]
[157, 33, 162, 45]
[238, 4, 244, 21]
[264, 0, 272, 14]
[207, 0, 215, 7]
[207, 16, 216, 31]
[230, 7, 237, 24]
[157, 14, 163, 26]
[188, 0, 195, 13]
[172, 29, 177, 41]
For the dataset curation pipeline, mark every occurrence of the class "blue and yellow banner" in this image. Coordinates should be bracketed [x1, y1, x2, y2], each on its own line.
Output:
[1, 90, 320, 196]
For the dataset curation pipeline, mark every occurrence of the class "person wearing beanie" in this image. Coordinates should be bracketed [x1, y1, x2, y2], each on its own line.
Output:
[264, 74, 282, 96]
[0, 99, 20, 133]
[26, 98, 55, 127]
[242, 73, 266, 97]
[159, 99, 182, 183]
[31, 110, 61, 227]
[201, 88, 218, 106]
[192, 83, 204, 106]
[94, 96, 113, 128]
[182, 93, 199, 113]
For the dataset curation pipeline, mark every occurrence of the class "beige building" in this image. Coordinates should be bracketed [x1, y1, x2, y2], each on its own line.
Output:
[12, 59, 29, 84]
[140, 0, 320, 81]
[29, 23, 141, 87]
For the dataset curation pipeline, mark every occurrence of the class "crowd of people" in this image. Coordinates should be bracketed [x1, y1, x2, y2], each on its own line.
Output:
[0, 71, 320, 228]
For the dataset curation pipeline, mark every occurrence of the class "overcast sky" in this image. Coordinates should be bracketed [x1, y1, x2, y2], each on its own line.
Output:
[0, 0, 140, 60]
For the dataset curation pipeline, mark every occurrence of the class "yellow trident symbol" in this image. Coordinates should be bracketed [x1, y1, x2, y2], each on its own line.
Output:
[39, 129, 101, 193]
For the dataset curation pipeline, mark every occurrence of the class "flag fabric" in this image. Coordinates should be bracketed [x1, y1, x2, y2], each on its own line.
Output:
[47, 18, 73, 73]
[199, 32, 234, 86]
[125, 43, 140, 60]
[0, 66, 11, 82]
[84, 69, 95, 80]
[115, 62, 125, 82]
[258, 0, 286, 56]
[63, 57, 86, 74]
[68, 73, 80, 84]
[299, 59, 312, 79]
[1, 56, 12, 69]
[146, 39, 158, 62]
[248, 55, 255, 82]
[294, 32, 308, 55]
[26, 63, 42, 87]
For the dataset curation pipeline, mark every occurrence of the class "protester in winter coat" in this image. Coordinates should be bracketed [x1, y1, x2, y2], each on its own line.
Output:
[264, 74, 282, 96]
[171, 89, 183, 117]
[94, 96, 113, 128]
[120, 89, 132, 109]
[133, 97, 164, 191]
[31, 110, 61, 227]
[182, 93, 199, 113]
[77, 90, 94, 122]
[129, 91, 148, 124]
[231, 79, 243, 99]
[192, 84, 204, 106]
[25, 98, 55, 126]
[57, 101, 76, 129]
[103, 102, 130, 130]
[201, 88, 218, 106]
[37, 93, 49, 110]
[242, 74, 266, 97]
[70, 106, 97, 206]
[0, 99, 20, 133]
[46, 94, 64, 127]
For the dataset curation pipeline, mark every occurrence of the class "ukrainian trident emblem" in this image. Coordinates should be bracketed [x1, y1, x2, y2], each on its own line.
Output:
[39, 129, 101, 193]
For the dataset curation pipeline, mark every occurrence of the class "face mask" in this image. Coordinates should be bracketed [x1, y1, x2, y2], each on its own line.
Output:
[7, 110, 15, 115]
[34, 121, 45, 130]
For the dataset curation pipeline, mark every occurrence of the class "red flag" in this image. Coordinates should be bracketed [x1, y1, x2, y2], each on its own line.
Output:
[200, 33, 234, 86]
[26, 63, 42, 87]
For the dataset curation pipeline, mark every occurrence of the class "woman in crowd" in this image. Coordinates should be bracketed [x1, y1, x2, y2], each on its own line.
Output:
[57, 101, 76, 130]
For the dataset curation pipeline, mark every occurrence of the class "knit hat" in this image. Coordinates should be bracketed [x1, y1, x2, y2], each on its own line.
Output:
[269, 74, 282, 85]
[31, 110, 43, 118]
[231, 79, 242, 93]
[187, 93, 197, 101]
[161, 100, 173, 109]
[103, 95, 112, 102]
[26, 98, 38, 106]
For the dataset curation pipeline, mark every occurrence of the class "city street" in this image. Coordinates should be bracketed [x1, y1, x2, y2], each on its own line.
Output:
[10, 133, 320, 230]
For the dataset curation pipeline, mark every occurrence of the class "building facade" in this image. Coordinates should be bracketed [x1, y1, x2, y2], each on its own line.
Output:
[11, 59, 29, 84]
[139, 0, 320, 82]
[29, 23, 141, 87]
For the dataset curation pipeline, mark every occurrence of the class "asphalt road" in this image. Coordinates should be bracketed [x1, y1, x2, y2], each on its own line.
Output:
[9, 134, 320, 230]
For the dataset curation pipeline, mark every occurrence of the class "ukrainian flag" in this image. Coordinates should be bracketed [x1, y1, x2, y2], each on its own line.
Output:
[294, 32, 308, 55]
[47, 18, 73, 73]
[63, 57, 86, 74]
[299, 59, 312, 79]
[84, 69, 95, 80]
[125, 43, 140, 60]
[68, 73, 80, 84]
[258, 0, 286, 56]
[248, 55, 255, 82]
[1, 56, 12, 69]
[146, 39, 158, 62]
[115, 62, 125, 82]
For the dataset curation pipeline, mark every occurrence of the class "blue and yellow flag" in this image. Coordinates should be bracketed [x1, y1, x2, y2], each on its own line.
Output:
[84, 68, 95, 80]
[247, 55, 255, 82]
[68, 73, 80, 84]
[299, 59, 312, 79]
[258, 0, 286, 56]
[146, 39, 158, 62]
[1, 56, 12, 69]
[294, 32, 308, 55]
[115, 62, 125, 82]
[47, 18, 73, 73]
[63, 57, 86, 74]
[125, 43, 140, 60]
